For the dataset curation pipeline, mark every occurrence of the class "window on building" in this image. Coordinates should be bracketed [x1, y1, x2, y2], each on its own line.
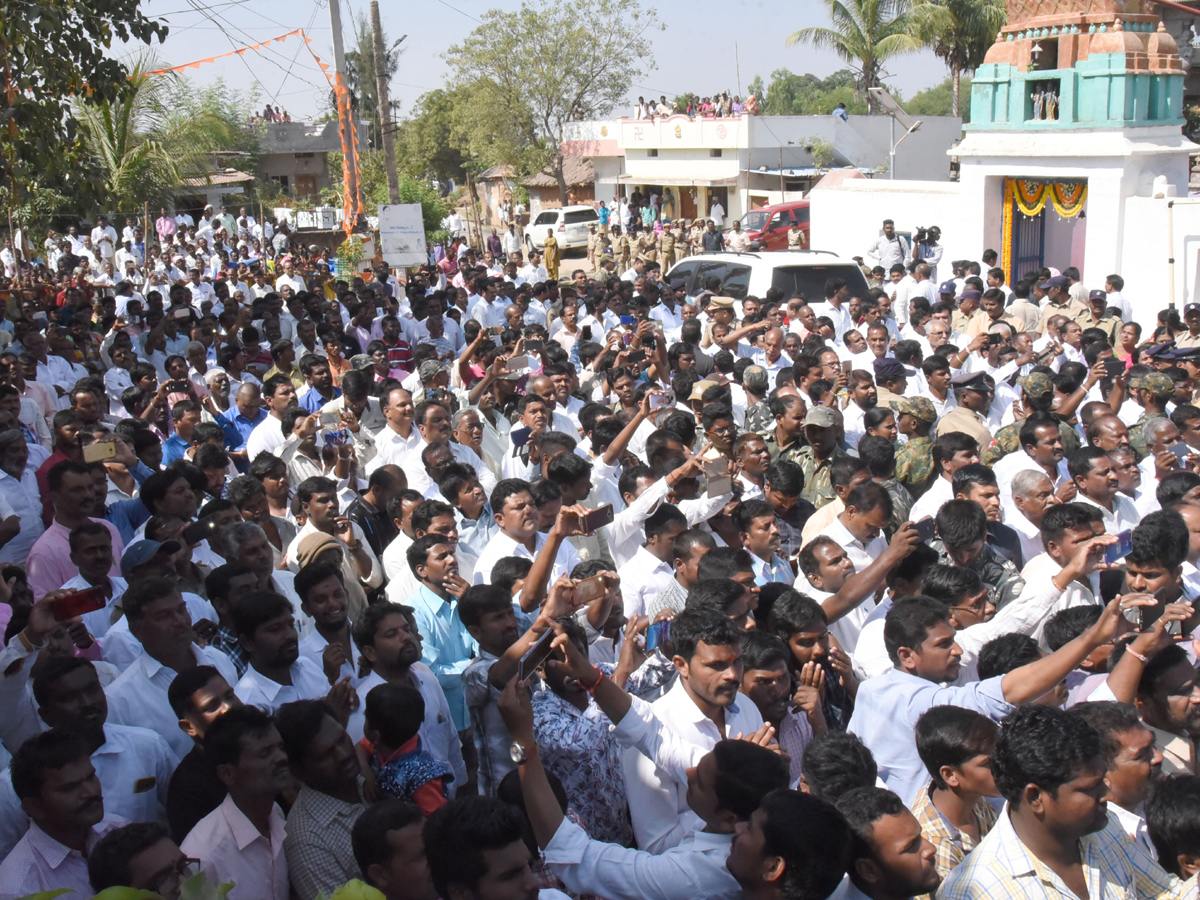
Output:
[710, 149, 723, 158]
[647, 149, 659, 158]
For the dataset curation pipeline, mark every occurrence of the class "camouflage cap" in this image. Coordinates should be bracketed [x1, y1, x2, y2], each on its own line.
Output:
[897, 396, 936, 424]
[804, 406, 838, 428]
[1018, 371, 1054, 399]
[1141, 372, 1176, 398]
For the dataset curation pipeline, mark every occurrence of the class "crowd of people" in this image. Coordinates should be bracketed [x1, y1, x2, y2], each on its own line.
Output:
[631, 92, 760, 119]
[0, 205, 1198, 900]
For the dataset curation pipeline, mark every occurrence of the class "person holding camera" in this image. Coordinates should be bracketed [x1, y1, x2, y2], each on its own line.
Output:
[914, 225, 944, 281]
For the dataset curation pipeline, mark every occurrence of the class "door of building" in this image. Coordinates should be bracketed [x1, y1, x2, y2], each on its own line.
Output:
[1010, 197, 1045, 284]
[680, 188, 697, 220]
[295, 175, 318, 198]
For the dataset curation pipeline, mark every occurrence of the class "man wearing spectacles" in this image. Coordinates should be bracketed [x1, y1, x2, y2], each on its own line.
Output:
[89, 821, 195, 900]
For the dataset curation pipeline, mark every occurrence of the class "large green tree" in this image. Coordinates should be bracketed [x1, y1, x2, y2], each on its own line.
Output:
[395, 88, 468, 185]
[444, 0, 663, 203]
[0, 0, 167, 230]
[910, 0, 1005, 115]
[746, 69, 868, 116]
[74, 54, 236, 215]
[786, 0, 922, 102]
[906, 75, 973, 118]
[344, 11, 405, 151]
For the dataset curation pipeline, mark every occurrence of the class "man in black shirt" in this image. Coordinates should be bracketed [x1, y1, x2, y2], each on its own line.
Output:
[165, 666, 243, 843]
[345, 465, 405, 558]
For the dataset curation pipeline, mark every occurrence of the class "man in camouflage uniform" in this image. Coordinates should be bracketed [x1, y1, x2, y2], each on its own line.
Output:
[742, 365, 774, 436]
[760, 392, 808, 464]
[793, 406, 844, 509]
[894, 397, 937, 499]
[930, 532, 1026, 611]
[1129, 371, 1174, 459]
[611, 225, 631, 271]
[982, 372, 1081, 466]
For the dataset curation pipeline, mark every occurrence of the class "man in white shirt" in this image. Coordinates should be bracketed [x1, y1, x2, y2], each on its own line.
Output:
[909, 432, 980, 524]
[865, 219, 910, 270]
[180, 706, 291, 900]
[231, 592, 337, 712]
[708, 200, 725, 229]
[366, 387, 422, 475]
[809, 279, 854, 341]
[0, 730, 125, 900]
[105, 578, 239, 759]
[1008, 469, 1061, 566]
[496, 648, 795, 900]
[273, 258, 307, 295]
[245, 375, 298, 461]
[620, 607, 764, 853]
[994, 414, 1071, 520]
[849, 587, 1124, 806]
[473, 480, 582, 586]
[622, 505, 688, 617]
[1069, 447, 1140, 535]
[90, 215, 118, 261]
[402, 402, 496, 496]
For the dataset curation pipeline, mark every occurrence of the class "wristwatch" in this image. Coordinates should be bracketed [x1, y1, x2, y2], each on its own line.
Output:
[509, 740, 529, 764]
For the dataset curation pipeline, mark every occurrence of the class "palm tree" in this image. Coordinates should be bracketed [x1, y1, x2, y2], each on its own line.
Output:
[74, 52, 234, 213]
[911, 0, 1007, 115]
[344, 12, 406, 150]
[786, 0, 923, 104]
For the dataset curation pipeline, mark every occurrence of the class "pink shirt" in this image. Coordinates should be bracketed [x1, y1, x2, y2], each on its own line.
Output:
[27, 518, 125, 600]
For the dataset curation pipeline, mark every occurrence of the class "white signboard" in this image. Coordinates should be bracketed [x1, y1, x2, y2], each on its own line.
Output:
[378, 203, 428, 267]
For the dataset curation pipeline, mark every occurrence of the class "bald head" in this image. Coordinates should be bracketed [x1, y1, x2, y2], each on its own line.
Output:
[1086, 414, 1129, 451]
[528, 375, 557, 408]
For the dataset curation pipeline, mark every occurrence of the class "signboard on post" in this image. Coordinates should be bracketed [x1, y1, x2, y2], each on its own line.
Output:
[377, 204, 427, 267]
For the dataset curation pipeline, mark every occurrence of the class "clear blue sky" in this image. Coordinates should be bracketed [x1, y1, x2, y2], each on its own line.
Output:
[133, 0, 949, 121]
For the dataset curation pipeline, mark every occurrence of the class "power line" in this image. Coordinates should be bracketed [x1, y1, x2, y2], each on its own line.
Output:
[434, 0, 482, 24]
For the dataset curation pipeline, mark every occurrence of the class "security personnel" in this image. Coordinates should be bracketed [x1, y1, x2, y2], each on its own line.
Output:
[934, 371, 994, 450]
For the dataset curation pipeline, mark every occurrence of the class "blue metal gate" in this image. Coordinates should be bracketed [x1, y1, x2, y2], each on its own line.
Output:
[1011, 196, 1046, 284]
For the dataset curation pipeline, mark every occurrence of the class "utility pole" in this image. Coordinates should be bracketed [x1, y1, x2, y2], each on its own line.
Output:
[329, 0, 360, 221]
[371, 1, 400, 204]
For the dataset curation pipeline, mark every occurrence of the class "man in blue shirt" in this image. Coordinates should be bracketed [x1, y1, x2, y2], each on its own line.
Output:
[297, 353, 341, 414]
[162, 401, 201, 466]
[847, 578, 1134, 806]
[405, 533, 476, 735]
[217, 384, 267, 469]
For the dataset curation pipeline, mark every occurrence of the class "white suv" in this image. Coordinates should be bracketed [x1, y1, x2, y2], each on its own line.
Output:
[523, 205, 599, 253]
[665, 250, 871, 302]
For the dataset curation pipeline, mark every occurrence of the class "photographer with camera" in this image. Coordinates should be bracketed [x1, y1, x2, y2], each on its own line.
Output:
[914, 225, 944, 281]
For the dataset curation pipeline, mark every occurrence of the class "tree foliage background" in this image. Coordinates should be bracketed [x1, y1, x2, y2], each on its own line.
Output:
[442, 0, 663, 202]
[0, 0, 167, 230]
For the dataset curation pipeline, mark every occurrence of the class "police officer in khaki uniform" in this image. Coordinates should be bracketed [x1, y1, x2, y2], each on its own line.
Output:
[934, 371, 994, 450]
[659, 225, 676, 272]
[611, 225, 630, 271]
[586, 222, 599, 272]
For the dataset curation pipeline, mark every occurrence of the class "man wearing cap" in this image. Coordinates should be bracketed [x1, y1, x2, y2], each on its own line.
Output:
[1077, 290, 1124, 345]
[983, 372, 1081, 466]
[1176, 303, 1200, 350]
[1037, 274, 1087, 334]
[594, 252, 618, 284]
[894, 397, 937, 497]
[950, 289, 987, 337]
[741, 366, 773, 435]
[934, 372, 993, 449]
[1130, 372, 1175, 458]
[795, 406, 845, 509]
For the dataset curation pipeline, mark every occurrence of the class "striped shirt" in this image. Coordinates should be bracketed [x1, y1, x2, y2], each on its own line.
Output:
[938, 809, 1195, 900]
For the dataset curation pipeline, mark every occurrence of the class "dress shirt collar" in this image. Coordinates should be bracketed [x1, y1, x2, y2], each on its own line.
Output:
[826, 515, 869, 551]
[412, 583, 453, 616]
[219, 793, 281, 852]
[661, 675, 743, 726]
[28, 816, 117, 868]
